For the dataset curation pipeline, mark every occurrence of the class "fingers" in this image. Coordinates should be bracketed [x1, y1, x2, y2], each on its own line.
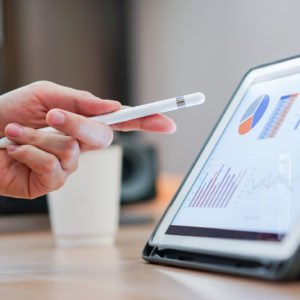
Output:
[46, 109, 114, 150]
[110, 114, 177, 133]
[5, 123, 80, 172]
[29, 81, 122, 116]
[27, 81, 176, 134]
[6, 144, 66, 192]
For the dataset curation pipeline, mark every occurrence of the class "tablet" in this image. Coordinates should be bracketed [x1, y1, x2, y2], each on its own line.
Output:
[143, 56, 300, 281]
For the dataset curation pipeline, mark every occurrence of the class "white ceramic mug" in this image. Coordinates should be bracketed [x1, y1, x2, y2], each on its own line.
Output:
[48, 145, 122, 247]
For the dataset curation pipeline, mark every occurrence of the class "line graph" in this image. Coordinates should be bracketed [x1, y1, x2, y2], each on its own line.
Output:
[243, 173, 292, 196]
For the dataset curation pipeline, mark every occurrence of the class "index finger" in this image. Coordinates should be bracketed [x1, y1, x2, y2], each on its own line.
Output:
[30, 81, 122, 116]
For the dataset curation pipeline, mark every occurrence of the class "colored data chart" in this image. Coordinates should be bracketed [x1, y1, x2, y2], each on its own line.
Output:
[188, 165, 247, 209]
[238, 94, 269, 135]
[259, 93, 299, 139]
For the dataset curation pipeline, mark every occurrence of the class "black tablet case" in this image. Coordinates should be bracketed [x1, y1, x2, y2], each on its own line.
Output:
[143, 227, 300, 281]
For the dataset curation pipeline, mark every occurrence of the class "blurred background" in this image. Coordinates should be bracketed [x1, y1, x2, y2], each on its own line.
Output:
[0, 0, 300, 213]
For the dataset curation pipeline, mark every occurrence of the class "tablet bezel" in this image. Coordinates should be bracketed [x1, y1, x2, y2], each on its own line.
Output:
[151, 56, 300, 261]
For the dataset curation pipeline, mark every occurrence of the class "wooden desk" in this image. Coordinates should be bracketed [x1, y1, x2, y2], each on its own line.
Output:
[0, 175, 300, 299]
[0, 225, 300, 300]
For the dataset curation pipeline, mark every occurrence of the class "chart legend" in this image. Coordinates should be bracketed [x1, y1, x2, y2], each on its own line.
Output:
[294, 118, 300, 130]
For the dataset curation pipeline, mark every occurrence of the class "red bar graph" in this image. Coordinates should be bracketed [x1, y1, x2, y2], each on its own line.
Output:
[189, 165, 246, 209]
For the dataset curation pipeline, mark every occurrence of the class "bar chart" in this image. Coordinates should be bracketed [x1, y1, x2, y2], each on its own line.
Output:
[259, 93, 299, 139]
[189, 165, 247, 209]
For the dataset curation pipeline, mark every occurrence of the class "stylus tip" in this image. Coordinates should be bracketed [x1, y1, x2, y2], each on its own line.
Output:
[184, 92, 206, 107]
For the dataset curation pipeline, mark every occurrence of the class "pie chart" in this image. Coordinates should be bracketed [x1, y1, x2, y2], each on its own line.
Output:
[238, 94, 269, 135]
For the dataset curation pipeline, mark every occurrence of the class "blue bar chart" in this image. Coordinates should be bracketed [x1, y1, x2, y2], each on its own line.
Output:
[189, 165, 247, 209]
[259, 93, 299, 139]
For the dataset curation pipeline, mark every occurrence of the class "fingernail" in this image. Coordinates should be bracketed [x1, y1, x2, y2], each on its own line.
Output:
[6, 124, 23, 137]
[169, 122, 177, 133]
[7, 145, 19, 152]
[50, 110, 65, 125]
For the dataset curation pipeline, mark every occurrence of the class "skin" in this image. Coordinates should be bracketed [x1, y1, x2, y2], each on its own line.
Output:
[0, 81, 176, 199]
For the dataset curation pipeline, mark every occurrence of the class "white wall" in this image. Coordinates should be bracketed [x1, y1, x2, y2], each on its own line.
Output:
[130, 0, 300, 173]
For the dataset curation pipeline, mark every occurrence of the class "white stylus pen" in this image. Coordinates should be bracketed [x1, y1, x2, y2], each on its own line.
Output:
[0, 92, 205, 148]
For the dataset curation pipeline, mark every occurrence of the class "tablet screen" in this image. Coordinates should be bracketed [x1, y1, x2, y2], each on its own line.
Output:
[167, 73, 300, 241]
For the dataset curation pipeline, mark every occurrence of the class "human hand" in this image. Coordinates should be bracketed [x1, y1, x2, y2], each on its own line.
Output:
[0, 81, 176, 199]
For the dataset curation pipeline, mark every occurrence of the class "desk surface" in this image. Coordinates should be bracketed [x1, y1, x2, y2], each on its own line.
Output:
[0, 175, 300, 299]
[0, 225, 300, 300]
